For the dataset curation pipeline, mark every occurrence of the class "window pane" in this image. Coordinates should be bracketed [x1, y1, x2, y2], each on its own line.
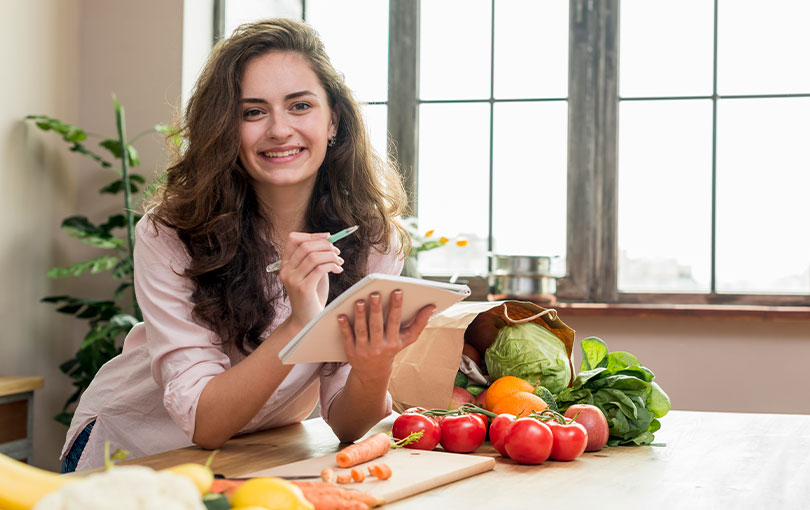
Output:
[417, 103, 490, 275]
[360, 104, 388, 163]
[494, 0, 568, 99]
[716, 98, 810, 294]
[620, 0, 714, 97]
[307, 0, 389, 102]
[618, 100, 713, 292]
[420, 0, 491, 100]
[225, 0, 302, 36]
[718, 0, 810, 95]
[492, 101, 567, 260]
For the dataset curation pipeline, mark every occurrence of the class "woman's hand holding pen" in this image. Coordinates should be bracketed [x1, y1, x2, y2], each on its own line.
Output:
[337, 290, 436, 381]
[278, 232, 344, 329]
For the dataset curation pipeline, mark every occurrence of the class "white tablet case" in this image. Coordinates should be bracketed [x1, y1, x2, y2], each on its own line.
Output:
[279, 273, 471, 364]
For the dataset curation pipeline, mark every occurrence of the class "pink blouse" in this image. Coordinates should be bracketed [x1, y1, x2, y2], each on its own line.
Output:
[61, 215, 404, 470]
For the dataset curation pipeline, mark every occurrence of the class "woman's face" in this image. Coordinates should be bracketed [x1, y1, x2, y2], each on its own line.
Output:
[238, 51, 337, 195]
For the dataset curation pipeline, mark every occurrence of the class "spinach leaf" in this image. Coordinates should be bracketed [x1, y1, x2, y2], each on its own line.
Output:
[556, 336, 671, 446]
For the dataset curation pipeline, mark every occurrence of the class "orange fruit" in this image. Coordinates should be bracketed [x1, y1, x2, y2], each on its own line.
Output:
[485, 376, 535, 411]
[490, 391, 548, 417]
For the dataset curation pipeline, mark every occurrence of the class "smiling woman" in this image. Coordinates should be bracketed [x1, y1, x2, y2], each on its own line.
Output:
[57, 18, 436, 472]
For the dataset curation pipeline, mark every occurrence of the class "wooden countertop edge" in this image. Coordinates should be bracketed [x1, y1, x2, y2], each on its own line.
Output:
[0, 376, 44, 397]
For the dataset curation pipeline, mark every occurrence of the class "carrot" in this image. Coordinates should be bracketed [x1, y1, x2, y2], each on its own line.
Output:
[350, 468, 365, 482]
[321, 467, 337, 483]
[292, 481, 384, 509]
[336, 473, 353, 484]
[335, 433, 391, 468]
[367, 464, 392, 480]
[208, 478, 245, 498]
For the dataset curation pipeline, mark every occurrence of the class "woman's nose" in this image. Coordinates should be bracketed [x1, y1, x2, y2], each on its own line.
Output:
[266, 111, 293, 139]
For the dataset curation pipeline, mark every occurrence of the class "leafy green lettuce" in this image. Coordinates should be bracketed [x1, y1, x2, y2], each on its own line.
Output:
[485, 322, 572, 394]
[556, 336, 671, 446]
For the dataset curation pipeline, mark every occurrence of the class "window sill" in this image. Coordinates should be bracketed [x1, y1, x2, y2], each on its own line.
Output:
[421, 275, 810, 321]
[549, 302, 810, 321]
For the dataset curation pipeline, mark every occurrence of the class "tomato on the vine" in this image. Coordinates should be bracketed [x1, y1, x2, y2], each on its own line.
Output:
[547, 420, 588, 461]
[503, 417, 553, 465]
[392, 412, 441, 451]
[488, 413, 516, 457]
[439, 414, 487, 453]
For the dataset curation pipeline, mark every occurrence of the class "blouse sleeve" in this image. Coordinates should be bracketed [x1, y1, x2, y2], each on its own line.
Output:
[133, 216, 231, 440]
[319, 227, 406, 423]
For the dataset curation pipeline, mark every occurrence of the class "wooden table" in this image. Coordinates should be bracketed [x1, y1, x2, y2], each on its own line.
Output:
[0, 376, 43, 462]
[119, 410, 810, 508]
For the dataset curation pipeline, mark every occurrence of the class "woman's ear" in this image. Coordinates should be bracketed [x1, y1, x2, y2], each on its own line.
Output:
[329, 111, 340, 138]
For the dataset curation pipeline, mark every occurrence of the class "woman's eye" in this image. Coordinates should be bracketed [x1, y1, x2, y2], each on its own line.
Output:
[291, 102, 311, 112]
[242, 108, 263, 119]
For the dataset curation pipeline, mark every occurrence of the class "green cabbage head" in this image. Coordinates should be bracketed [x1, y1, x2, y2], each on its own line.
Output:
[485, 322, 571, 393]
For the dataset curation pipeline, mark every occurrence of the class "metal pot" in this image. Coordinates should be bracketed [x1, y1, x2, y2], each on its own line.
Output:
[489, 254, 553, 277]
[488, 255, 558, 301]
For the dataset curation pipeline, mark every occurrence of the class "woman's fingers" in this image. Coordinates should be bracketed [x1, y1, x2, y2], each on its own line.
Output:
[352, 300, 369, 348]
[400, 304, 437, 347]
[337, 314, 355, 357]
[385, 290, 404, 342]
[367, 293, 384, 348]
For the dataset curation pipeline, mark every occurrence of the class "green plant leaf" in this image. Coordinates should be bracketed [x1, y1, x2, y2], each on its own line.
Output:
[155, 123, 183, 147]
[100, 214, 127, 231]
[99, 178, 142, 195]
[48, 256, 120, 278]
[112, 257, 134, 279]
[61, 216, 124, 248]
[580, 336, 609, 371]
[113, 282, 132, 300]
[141, 171, 166, 201]
[54, 412, 73, 427]
[109, 314, 139, 328]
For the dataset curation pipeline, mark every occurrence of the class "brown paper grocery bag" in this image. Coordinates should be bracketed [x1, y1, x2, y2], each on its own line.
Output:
[388, 300, 575, 413]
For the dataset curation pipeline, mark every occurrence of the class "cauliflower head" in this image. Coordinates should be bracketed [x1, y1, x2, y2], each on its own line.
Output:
[34, 465, 205, 510]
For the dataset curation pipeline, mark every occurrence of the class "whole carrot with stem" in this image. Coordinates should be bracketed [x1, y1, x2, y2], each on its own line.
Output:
[335, 431, 422, 468]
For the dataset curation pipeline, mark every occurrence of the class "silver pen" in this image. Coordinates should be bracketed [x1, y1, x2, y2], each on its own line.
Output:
[265, 225, 359, 272]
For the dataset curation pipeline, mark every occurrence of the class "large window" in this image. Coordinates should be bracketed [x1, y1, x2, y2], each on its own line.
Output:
[217, 0, 810, 306]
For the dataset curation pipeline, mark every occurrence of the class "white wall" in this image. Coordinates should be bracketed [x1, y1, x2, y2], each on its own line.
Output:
[1, 0, 183, 470]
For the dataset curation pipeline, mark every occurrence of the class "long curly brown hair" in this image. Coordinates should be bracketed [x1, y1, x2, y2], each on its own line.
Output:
[149, 18, 408, 355]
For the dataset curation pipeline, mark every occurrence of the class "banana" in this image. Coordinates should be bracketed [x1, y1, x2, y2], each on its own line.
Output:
[0, 453, 77, 510]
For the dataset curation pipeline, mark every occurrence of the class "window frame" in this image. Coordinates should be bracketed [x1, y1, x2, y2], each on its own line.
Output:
[218, 0, 810, 307]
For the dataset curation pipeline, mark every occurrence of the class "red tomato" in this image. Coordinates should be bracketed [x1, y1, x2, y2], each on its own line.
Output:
[547, 420, 588, 461]
[503, 417, 553, 465]
[488, 414, 516, 457]
[469, 412, 489, 430]
[439, 414, 487, 453]
[564, 404, 610, 451]
[392, 413, 441, 451]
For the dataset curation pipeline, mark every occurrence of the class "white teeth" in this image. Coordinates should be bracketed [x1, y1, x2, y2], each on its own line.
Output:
[261, 148, 302, 158]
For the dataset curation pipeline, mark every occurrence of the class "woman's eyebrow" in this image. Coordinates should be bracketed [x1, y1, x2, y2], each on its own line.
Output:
[239, 91, 318, 104]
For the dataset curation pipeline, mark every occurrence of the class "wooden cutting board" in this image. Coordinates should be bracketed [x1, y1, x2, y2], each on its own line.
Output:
[242, 448, 495, 505]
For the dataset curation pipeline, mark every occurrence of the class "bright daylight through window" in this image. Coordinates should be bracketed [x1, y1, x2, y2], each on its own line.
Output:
[220, 0, 810, 306]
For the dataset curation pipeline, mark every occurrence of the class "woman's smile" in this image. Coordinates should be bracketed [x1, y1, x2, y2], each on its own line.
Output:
[259, 146, 305, 162]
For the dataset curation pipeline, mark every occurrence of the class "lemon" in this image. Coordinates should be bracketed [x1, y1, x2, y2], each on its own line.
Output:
[230, 477, 314, 510]
[163, 463, 214, 494]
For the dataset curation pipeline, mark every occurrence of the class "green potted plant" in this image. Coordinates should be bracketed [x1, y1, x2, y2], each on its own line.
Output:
[27, 96, 176, 425]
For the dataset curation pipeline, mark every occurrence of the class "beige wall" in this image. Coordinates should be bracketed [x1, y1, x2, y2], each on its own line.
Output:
[1, 0, 182, 470]
[564, 315, 810, 415]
